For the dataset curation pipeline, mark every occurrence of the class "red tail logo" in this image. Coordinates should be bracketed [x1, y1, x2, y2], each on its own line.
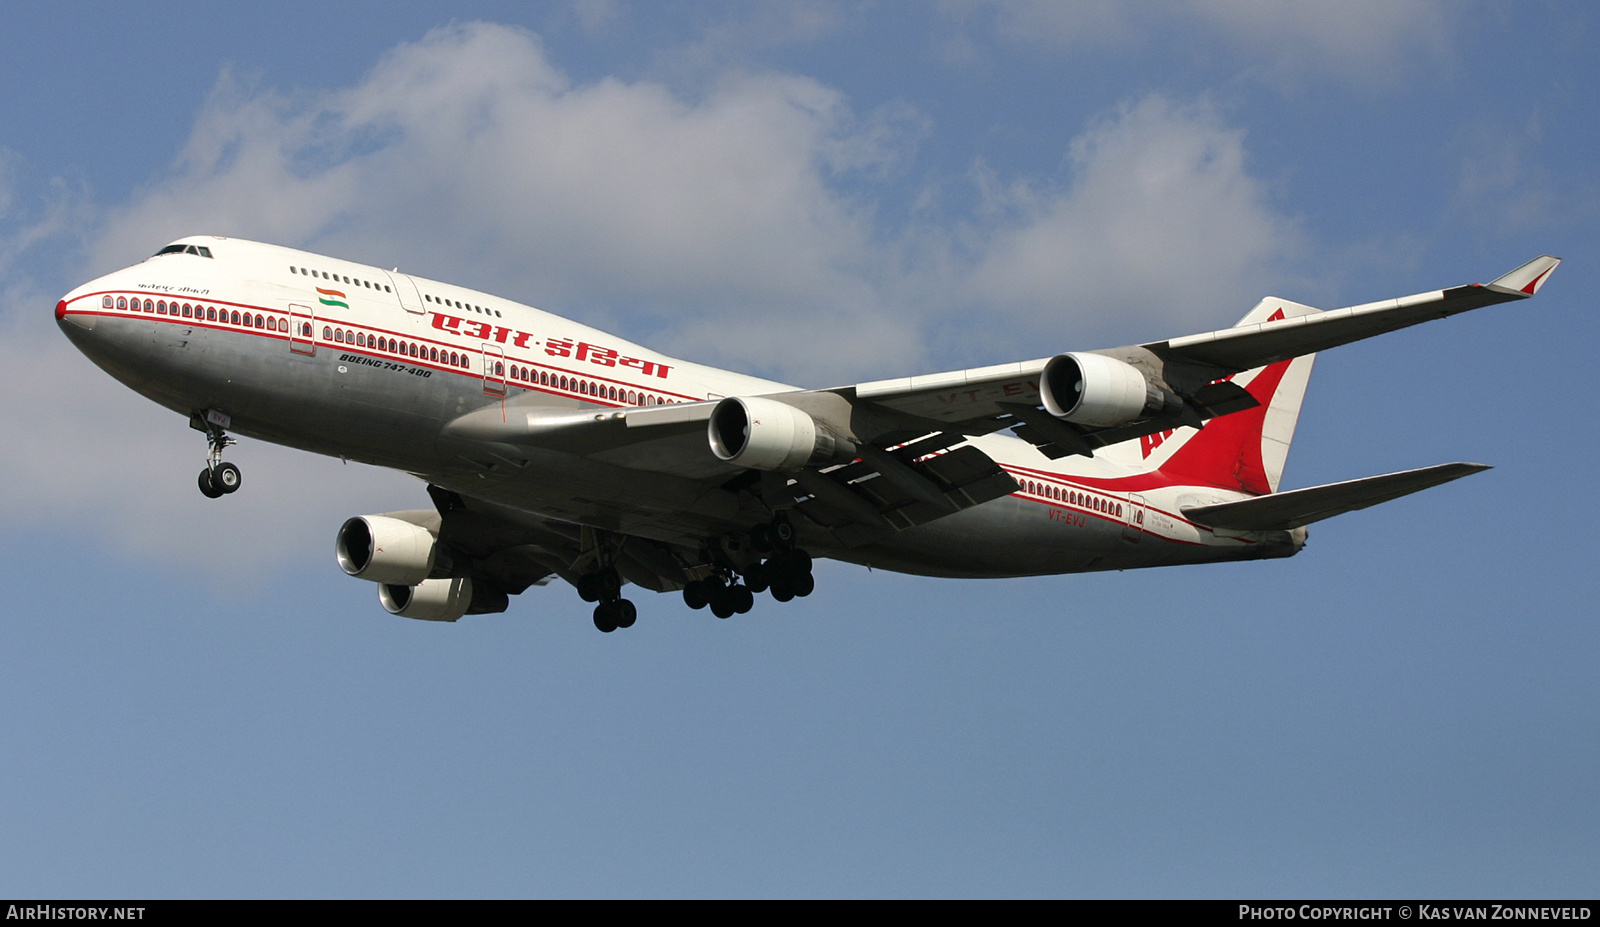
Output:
[1140, 429, 1176, 458]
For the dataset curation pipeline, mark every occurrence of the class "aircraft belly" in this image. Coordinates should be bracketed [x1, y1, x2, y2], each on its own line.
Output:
[831, 494, 1298, 579]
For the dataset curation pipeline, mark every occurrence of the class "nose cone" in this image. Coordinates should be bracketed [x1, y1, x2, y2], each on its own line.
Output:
[56, 293, 97, 334]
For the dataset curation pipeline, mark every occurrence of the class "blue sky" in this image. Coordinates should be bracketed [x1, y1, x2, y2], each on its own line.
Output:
[1, 2, 1596, 898]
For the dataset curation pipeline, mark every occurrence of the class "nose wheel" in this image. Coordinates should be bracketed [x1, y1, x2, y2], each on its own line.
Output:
[197, 462, 242, 498]
[194, 413, 242, 499]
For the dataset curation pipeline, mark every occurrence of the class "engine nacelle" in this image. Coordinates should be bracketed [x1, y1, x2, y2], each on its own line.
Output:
[1041, 352, 1172, 427]
[336, 515, 438, 586]
[708, 396, 852, 470]
[379, 577, 474, 622]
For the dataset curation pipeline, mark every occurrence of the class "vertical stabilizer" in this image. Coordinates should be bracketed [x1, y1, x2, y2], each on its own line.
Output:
[1134, 298, 1322, 494]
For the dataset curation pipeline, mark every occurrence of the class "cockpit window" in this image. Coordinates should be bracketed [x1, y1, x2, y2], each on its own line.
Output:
[152, 243, 214, 258]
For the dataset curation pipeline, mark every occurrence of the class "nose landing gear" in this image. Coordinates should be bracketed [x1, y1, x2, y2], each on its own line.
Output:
[192, 411, 242, 499]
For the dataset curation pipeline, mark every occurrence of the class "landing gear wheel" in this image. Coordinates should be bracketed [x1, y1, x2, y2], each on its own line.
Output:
[770, 580, 794, 603]
[731, 585, 755, 614]
[214, 462, 242, 494]
[197, 468, 224, 499]
[792, 573, 815, 598]
[593, 601, 618, 633]
[772, 518, 796, 549]
[578, 573, 602, 603]
[614, 599, 637, 629]
[783, 548, 812, 576]
[743, 561, 770, 594]
[682, 579, 710, 610]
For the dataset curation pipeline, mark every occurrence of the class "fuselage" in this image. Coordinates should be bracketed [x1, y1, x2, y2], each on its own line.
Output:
[56, 235, 1302, 582]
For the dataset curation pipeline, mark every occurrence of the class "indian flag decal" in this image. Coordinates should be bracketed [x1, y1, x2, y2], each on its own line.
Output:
[316, 287, 349, 309]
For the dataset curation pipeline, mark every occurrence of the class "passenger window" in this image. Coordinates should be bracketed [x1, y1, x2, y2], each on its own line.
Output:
[324, 326, 333, 340]
[255, 314, 264, 328]
[117, 296, 127, 309]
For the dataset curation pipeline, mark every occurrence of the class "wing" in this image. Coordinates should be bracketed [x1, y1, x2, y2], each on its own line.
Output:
[435, 256, 1557, 563]
[1146, 255, 1561, 372]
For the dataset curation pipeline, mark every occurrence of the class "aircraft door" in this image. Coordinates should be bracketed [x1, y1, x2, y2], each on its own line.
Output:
[1123, 492, 1146, 542]
[384, 271, 426, 314]
[481, 344, 505, 396]
[289, 303, 316, 355]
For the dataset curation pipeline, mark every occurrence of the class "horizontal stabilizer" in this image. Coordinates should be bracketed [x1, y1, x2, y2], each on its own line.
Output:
[1182, 462, 1490, 531]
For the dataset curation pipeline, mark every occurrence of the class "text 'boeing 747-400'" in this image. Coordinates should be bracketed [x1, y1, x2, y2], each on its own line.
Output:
[56, 238, 1560, 631]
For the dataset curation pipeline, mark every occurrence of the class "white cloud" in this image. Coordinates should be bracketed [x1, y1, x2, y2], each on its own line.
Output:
[966, 0, 1449, 85]
[960, 95, 1300, 345]
[982, 0, 1137, 48]
[1448, 111, 1593, 235]
[1191, 0, 1449, 85]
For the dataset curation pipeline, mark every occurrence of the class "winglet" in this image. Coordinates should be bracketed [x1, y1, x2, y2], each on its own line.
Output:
[1490, 255, 1561, 296]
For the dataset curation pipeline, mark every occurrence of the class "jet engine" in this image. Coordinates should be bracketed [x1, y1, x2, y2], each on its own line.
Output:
[708, 396, 853, 471]
[377, 576, 509, 622]
[379, 577, 474, 622]
[336, 515, 439, 586]
[1040, 352, 1179, 427]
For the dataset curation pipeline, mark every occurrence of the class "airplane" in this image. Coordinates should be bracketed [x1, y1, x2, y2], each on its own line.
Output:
[54, 237, 1560, 632]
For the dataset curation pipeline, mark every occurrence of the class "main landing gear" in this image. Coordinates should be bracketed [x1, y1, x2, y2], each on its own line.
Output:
[194, 413, 242, 499]
[681, 517, 815, 619]
[577, 566, 637, 633]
